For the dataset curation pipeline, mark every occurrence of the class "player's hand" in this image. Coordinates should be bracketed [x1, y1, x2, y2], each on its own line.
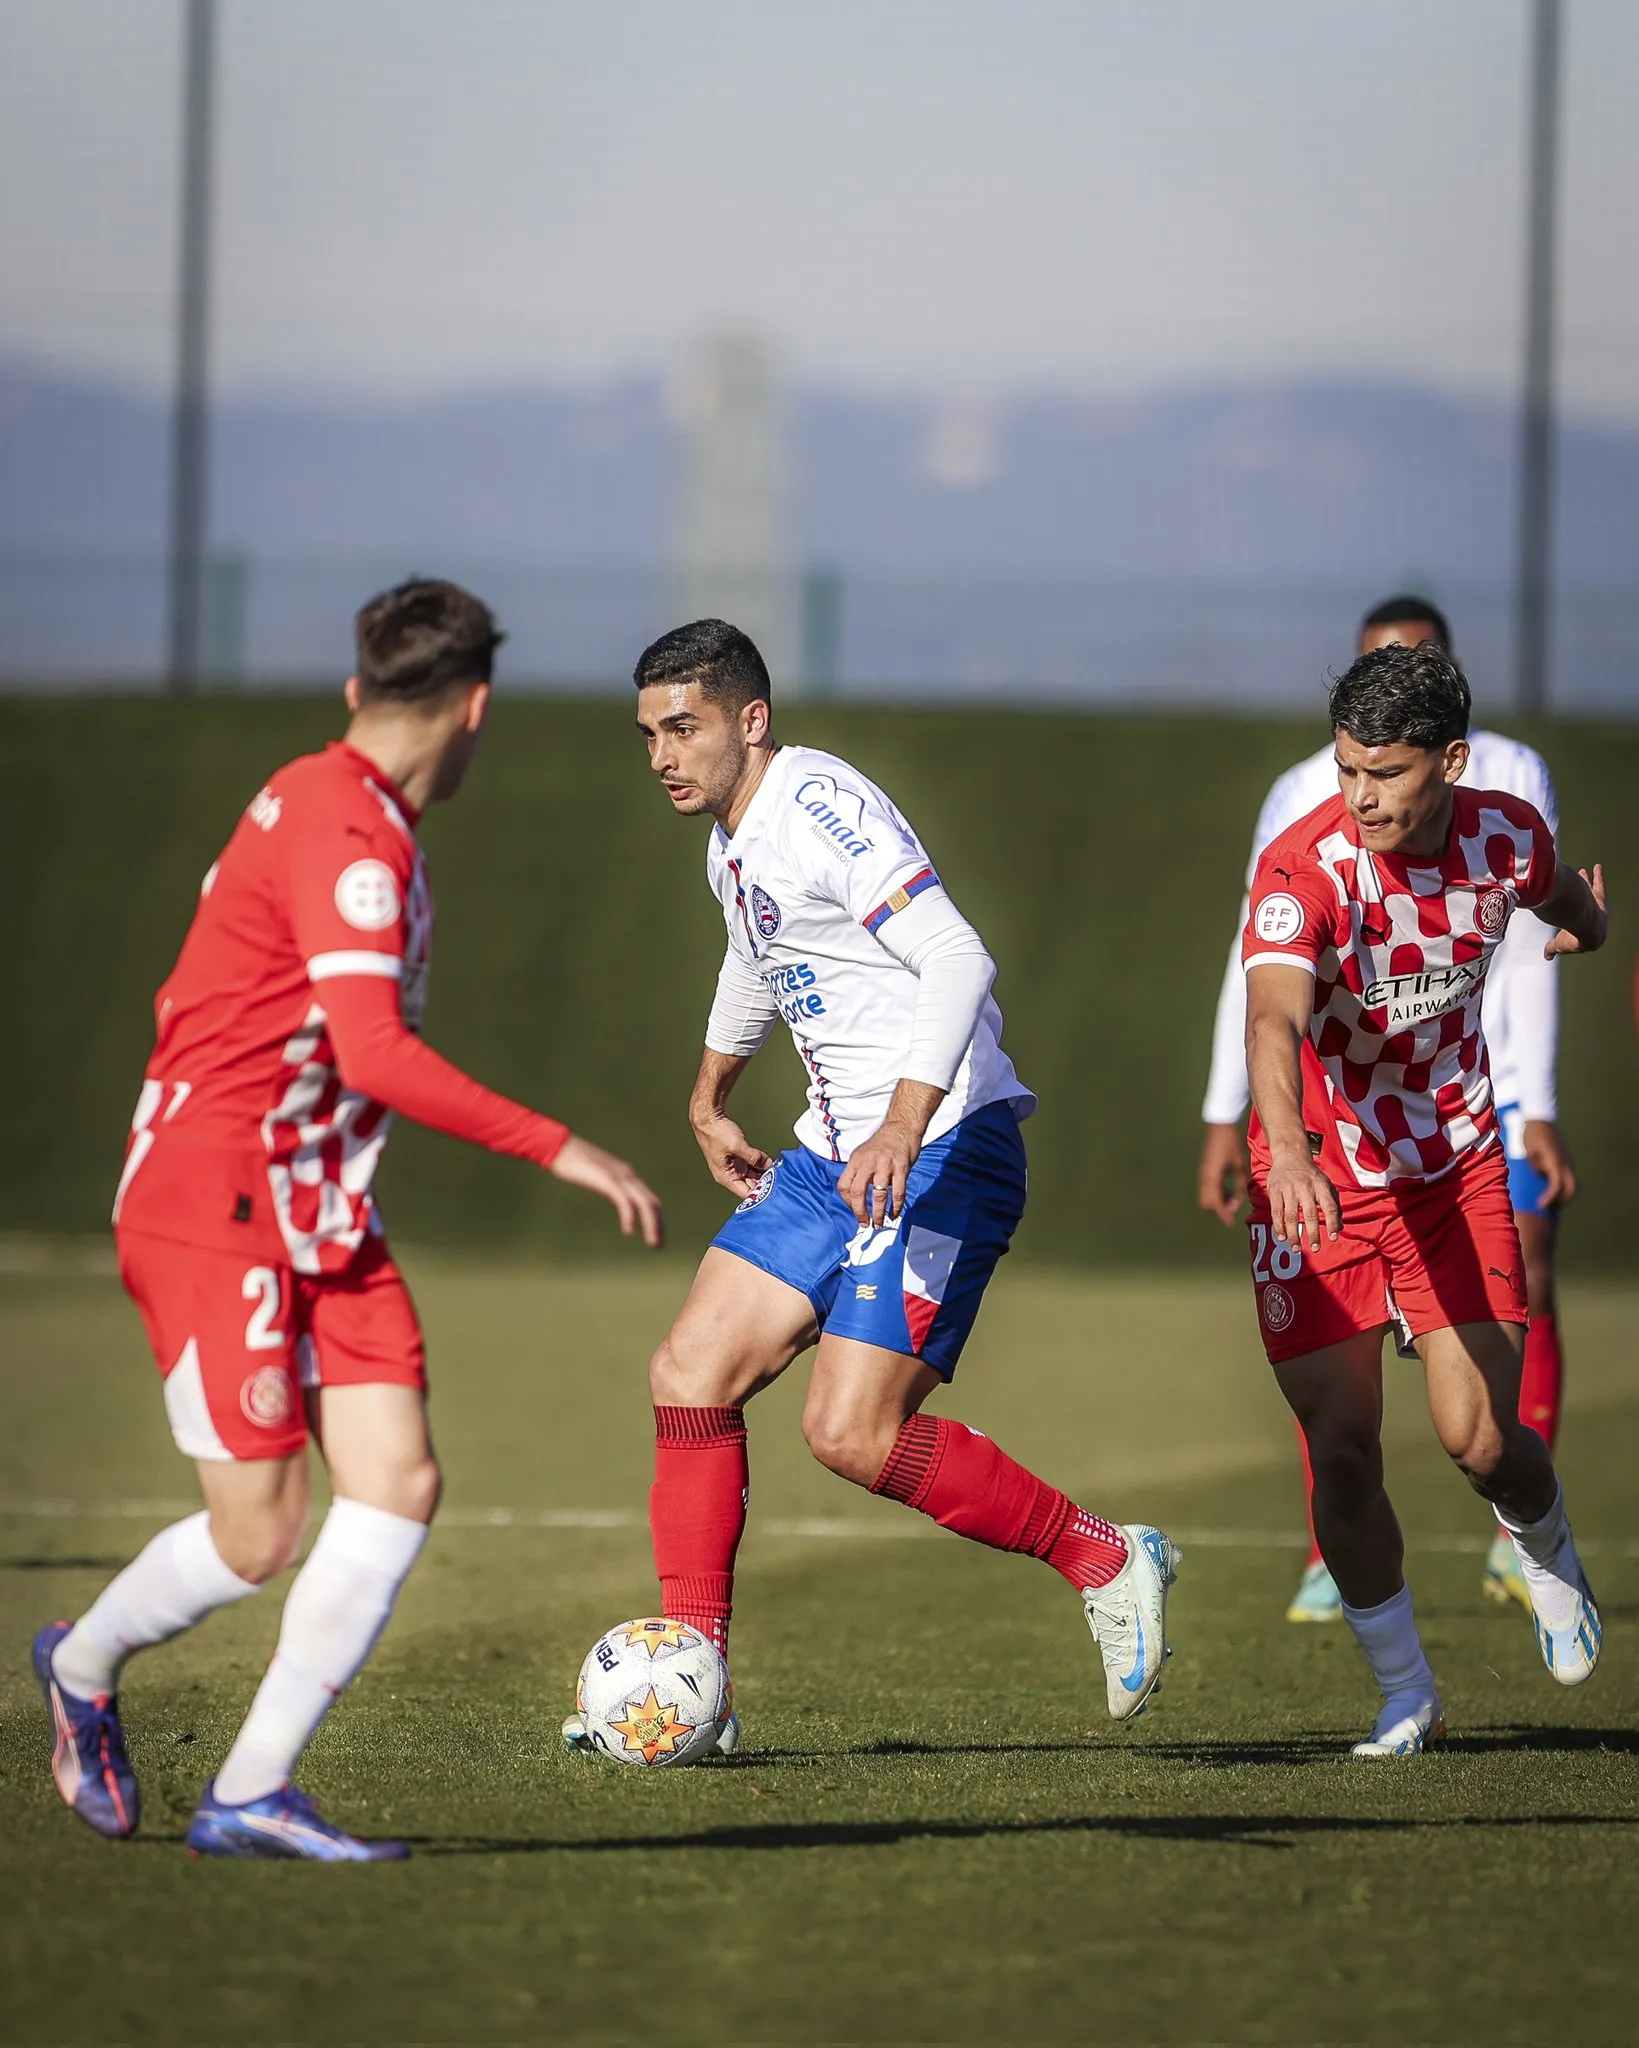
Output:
[838, 1117, 923, 1230]
[548, 1135, 665, 1247]
[1544, 864, 1607, 958]
[1197, 1122, 1248, 1225]
[691, 1112, 774, 1204]
[1522, 1120, 1577, 1208]
[1264, 1157, 1341, 1255]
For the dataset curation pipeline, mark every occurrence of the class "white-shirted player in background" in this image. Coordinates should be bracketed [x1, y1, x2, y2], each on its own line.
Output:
[565, 618, 1179, 1752]
[1197, 595, 1573, 1621]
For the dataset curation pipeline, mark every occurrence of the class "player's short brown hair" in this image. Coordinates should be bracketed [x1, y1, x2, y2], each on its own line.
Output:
[354, 577, 505, 703]
[633, 618, 771, 711]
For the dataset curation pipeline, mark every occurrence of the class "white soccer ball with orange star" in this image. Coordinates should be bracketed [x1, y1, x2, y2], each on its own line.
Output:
[573, 1618, 733, 1768]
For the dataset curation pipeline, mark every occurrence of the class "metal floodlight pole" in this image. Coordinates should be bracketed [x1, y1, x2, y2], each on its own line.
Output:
[1514, 0, 1562, 718]
[166, 0, 217, 695]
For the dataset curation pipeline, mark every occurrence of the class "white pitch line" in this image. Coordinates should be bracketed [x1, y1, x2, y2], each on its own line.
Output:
[3, 1498, 1637, 1559]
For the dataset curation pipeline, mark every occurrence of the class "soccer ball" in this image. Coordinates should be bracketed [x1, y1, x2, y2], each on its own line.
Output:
[574, 1618, 732, 1768]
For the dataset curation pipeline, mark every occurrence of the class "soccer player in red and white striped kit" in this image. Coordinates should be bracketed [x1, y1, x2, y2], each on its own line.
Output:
[1242, 638, 1605, 1755]
[34, 579, 663, 1860]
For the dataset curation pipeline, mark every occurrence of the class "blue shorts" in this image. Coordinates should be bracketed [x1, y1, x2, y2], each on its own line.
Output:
[1497, 1103, 1554, 1218]
[711, 1101, 1028, 1379]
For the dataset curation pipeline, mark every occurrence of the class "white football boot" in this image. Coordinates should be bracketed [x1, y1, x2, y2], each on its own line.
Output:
[1351, 1691, 1446, 1758]
[1517, 1538, 1603, 1687]
[1083, 1524, 1181, 1722]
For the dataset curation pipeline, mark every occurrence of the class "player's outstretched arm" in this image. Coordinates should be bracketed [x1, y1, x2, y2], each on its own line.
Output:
[1535, 861, 1607, 960]
[321, 974, 663, 1245]
[1245, 963, 1341, 1254]
[689, 1047, 775, 1202]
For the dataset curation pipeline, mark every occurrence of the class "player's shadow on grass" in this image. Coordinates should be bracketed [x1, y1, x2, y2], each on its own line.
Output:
[418, 1810, 1639, 1859]
[1442, 1724, 1639, 1756]
[658, 1726, 1639, 1773]
[0, 1555, 129, 1573]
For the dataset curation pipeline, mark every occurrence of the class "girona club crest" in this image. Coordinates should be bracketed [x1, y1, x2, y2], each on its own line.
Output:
[1476, 887, 1510, 937]
[1261, 1283, 1296, 1334]
[240, 1365, 295, 1429]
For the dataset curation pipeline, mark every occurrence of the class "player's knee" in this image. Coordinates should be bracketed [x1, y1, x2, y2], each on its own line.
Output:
[398, 1454, 443, 1525]
[650, 1329, 749, 1408]
[210, 1504, 306, 1585]
[801, 1405, 889, 1487]
[648, 1335, 689, 1406]
[1444, 1415, 1509, 1486]
[1305, 1424, 1381, 1501]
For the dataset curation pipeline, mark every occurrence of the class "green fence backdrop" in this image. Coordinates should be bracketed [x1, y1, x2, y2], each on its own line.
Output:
[2, 697, 1634, 1270]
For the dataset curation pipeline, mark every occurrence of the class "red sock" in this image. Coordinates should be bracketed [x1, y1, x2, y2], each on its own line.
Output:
[871, 1414, 1128, 1589]
[1295, 1420, 1324, 1569]
[1520, 1313, 1564, 1452]
[650, 1405, 747, 1658]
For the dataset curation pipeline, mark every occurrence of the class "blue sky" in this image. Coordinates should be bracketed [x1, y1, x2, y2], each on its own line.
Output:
[3, 0, 1637, 415]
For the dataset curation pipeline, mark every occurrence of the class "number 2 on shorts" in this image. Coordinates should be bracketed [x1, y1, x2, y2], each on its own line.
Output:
[242, 1266, 285, 1350]
[1250, 1223, 1302, 1283]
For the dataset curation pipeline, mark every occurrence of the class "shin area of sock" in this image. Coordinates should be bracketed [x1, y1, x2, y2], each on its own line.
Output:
[870, 1413, 1126, 1587]
[211, 1499, 427, 1806]
[651, 1406, 748, 1658]
[1495, 1482, 1571, 1568]
[53, 1510, 258, 1701]
[1519, 1314, 1564, 1451]
[1340, 1583, 1435, 1699]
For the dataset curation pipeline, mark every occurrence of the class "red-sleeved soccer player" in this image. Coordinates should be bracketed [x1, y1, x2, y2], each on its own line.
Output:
[33, 579, 663, 1860]
[1243, 639, 1606, 1757]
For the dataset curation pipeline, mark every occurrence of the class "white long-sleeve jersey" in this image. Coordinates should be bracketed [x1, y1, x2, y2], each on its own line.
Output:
[1202, 729, 1560, 1126]
[703, 744, 1034, 1161]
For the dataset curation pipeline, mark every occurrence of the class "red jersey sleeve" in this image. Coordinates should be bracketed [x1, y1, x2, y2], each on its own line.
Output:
[277, 771, 570, 1169]
[1242, 839, 1341, 977]
[319, 976, 570, 1168]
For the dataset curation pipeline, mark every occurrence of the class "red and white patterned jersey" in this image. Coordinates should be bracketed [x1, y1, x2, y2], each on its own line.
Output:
[114, 742, 433, 1273]
[1242, 787, 1556, 1190]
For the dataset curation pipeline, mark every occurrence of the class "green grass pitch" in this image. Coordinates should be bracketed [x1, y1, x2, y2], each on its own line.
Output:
[2, 1249, 1636, 2044]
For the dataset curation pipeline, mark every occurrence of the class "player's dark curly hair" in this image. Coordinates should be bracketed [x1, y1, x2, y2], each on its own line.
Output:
[355, 577, 505, 702]
[1329, 639, 1471, 750]
[1359, 592, 1451, 650]
[633, 618, 771, 710]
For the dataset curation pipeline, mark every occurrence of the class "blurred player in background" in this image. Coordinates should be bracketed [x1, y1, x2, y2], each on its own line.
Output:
[1199, 597, 1571, 1622]
[564, 618, 1180, 1754]
[34, 579, 662, 1861]
[1243, 638, 1605, 1755]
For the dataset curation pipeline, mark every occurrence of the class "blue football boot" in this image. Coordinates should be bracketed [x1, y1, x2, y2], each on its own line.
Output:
[186, 1780, 409, 1861]
[33, 1621, 140, 1839]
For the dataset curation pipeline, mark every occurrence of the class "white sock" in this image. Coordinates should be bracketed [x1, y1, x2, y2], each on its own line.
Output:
[1341, 1584, 1437, 1703]
[1496, 1485, 1586, 1629]
[51, 1511, 259, 1701]
[212, 1498, 427, 1807]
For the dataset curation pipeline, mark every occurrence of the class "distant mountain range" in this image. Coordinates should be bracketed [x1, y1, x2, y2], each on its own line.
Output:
[1, 363, 1635, 704]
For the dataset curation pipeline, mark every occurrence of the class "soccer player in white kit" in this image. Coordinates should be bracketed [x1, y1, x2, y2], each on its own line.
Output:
[567, 618, 1180, 1750]
[1198, 596, 1574, 1621]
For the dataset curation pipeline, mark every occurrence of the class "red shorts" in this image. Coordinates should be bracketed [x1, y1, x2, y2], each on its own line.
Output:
[117, 1227, 426, 1462]
[1246, 1142, 1528, 1366]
